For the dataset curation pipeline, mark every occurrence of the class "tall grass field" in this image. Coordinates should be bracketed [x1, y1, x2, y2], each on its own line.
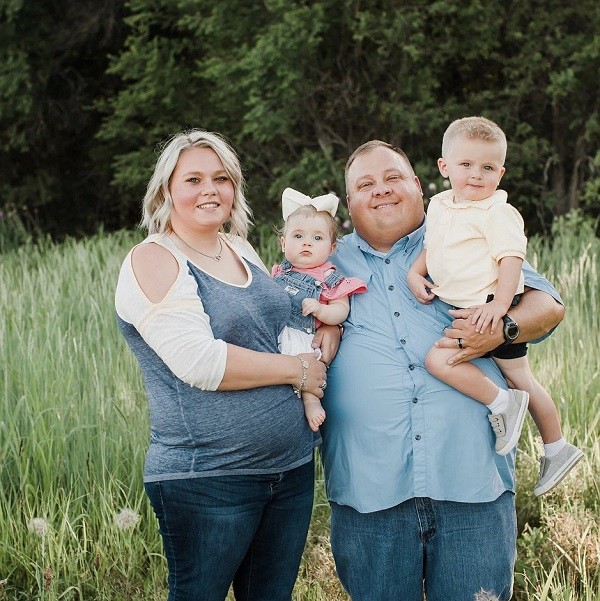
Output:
[1, 213, 598, 600]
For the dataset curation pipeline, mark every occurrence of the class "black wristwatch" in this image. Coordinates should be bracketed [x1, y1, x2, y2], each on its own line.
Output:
[501, 314, 520, 345]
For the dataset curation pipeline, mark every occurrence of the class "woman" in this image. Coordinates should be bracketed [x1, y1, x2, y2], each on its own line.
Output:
[115, 129, 329, 600]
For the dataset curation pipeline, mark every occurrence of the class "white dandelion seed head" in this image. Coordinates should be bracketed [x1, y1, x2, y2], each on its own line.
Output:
[474, 591, 500, 601]
[114, 508, 140, 531]
[427, 182, 437, 194]
[28, 517, 50, 537]
[442, 179, 451, 189]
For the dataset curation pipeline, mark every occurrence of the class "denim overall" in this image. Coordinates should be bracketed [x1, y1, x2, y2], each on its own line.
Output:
[274, 260, 345, 334]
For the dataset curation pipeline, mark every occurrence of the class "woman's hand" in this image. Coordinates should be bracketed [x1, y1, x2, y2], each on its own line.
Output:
[297, 352, 328, 397]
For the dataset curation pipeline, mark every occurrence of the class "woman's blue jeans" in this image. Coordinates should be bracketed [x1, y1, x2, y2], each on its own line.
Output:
[145, 459, 314, 601]
[330, 491, 517, 601]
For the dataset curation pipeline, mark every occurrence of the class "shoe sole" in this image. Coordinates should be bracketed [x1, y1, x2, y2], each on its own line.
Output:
[534, 449, 584, 496]
[496, 391, 530, 456]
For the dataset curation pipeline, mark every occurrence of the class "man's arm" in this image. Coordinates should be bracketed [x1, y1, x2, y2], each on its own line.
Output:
[436, 288, 565, 365]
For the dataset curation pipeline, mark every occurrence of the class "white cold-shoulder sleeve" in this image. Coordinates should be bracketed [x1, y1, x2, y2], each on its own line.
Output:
[115, 235, 227, 390]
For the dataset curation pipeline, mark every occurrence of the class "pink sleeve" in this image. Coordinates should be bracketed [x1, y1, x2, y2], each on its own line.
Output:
[321, 277, 367, 302]
[271, 264, 283, 277]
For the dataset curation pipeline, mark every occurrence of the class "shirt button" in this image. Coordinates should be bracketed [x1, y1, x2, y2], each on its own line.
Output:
[412, 397, 418, 403]
[314, 280, 322, 287]
[408, 364, 415, 370]
[415, 435, 421, 440]
[385, 258, 391, 264]
[388, 285, 394, 291]
[305, 328, 312, 333]
[400, 339, 406, 345]
[394, 311, 400, 317]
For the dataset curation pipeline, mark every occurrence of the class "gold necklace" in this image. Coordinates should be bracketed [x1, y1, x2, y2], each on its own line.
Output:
[173, 233, 223, 261]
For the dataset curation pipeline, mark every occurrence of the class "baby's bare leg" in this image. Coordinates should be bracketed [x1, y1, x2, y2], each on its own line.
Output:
[302, 391, 326, 432]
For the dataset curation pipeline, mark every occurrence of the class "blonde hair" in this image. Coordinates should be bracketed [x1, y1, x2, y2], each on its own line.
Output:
[282, 205, 338, 242]
[141, 129, 252, 238]
[441, 116, 507, 162]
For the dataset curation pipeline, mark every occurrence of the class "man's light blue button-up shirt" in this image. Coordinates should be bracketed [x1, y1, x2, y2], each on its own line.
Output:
[321, 222, 562, 513]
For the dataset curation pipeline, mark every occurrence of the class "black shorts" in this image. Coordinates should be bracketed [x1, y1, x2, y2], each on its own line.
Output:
[489, 341, 528, 359]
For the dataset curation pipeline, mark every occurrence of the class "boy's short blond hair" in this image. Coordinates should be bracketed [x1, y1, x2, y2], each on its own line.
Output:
[441, 116, 507, 163]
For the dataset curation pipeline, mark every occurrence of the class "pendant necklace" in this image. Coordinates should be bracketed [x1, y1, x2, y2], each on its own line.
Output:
[174, 233, 223, 261]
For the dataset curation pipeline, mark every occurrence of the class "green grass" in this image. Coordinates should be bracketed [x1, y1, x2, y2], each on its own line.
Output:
[0, 214, 598, 600]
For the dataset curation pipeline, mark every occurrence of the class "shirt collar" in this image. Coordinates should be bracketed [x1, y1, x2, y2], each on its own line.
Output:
[348, 217, 425, 257]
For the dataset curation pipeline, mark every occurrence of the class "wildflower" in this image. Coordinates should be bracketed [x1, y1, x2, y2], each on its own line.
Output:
[442, 179, 451, 189]
[114, 508, 140, 531]
[427, 182, 437, 194]
[28, 518, 50, 538]
[43, 566, 53, 591]
[475, 591, 500, 601]
[342, 219, 351, 231]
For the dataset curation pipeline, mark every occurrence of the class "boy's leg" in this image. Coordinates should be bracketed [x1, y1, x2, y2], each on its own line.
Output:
[493, 355, 561, 443]
[425, 346, 498, 404]
[426, 346, 529, 455]
[494, 355, 583, 496]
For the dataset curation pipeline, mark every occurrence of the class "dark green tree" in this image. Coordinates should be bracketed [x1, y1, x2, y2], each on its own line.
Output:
[0, 0, 125, 236]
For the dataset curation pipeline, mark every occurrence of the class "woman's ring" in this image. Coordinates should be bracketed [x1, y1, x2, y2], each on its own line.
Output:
[319, 381, 327, 390]
[458, 338, 464, 349]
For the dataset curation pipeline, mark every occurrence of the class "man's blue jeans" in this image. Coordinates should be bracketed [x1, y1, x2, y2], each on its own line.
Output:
[145, 459, 314, 601]
[330, 491, 517, 601]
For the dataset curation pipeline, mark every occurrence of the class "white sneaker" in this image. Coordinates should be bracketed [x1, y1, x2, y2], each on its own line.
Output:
[487, 389, 529, 455]
[534, 442, 584, 496]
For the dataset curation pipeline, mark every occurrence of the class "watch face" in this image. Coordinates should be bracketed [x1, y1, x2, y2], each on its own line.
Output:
[506, 323, 519, 340]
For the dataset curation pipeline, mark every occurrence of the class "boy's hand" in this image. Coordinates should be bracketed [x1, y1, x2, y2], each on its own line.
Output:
[470, 299, 509, 334]
[302, 298, 322, 318]
[407, 271, 437, 304]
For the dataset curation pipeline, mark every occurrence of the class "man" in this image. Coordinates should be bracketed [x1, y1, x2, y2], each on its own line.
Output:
[318, 141, 564, 600]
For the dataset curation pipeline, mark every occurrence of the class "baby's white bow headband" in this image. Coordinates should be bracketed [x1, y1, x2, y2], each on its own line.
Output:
[281, 187, 339, 221]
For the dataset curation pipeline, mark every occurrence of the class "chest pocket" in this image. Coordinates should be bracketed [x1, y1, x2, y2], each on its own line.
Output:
[346, 273, 374, 329]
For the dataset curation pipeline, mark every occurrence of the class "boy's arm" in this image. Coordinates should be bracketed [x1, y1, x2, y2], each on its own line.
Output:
[471, 255, 523, 333]
[408, 249, 437, 303]
[302, 297, 349, 325]
[439, 288, 564, 365]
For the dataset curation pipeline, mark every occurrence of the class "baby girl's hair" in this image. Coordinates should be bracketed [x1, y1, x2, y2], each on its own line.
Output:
[442, 116, 507, 163]
[283, 205, 338, 242]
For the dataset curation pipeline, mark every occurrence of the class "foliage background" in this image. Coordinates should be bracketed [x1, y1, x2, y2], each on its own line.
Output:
[1, 0, 599, 240]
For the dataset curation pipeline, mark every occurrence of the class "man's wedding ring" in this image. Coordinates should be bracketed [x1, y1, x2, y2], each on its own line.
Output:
[319, 381, 327, 390]
[458, 338, 464, 349]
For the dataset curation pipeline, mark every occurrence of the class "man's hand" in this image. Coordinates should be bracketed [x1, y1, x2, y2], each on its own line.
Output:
[312, 324, 341, 366]
[435, 307, 504, 365]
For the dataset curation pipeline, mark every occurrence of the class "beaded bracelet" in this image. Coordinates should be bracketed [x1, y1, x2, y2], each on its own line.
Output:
[292, 356, 309, 398]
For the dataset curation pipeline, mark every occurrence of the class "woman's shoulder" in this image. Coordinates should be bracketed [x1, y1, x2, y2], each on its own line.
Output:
[130, 234, 181, 304]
